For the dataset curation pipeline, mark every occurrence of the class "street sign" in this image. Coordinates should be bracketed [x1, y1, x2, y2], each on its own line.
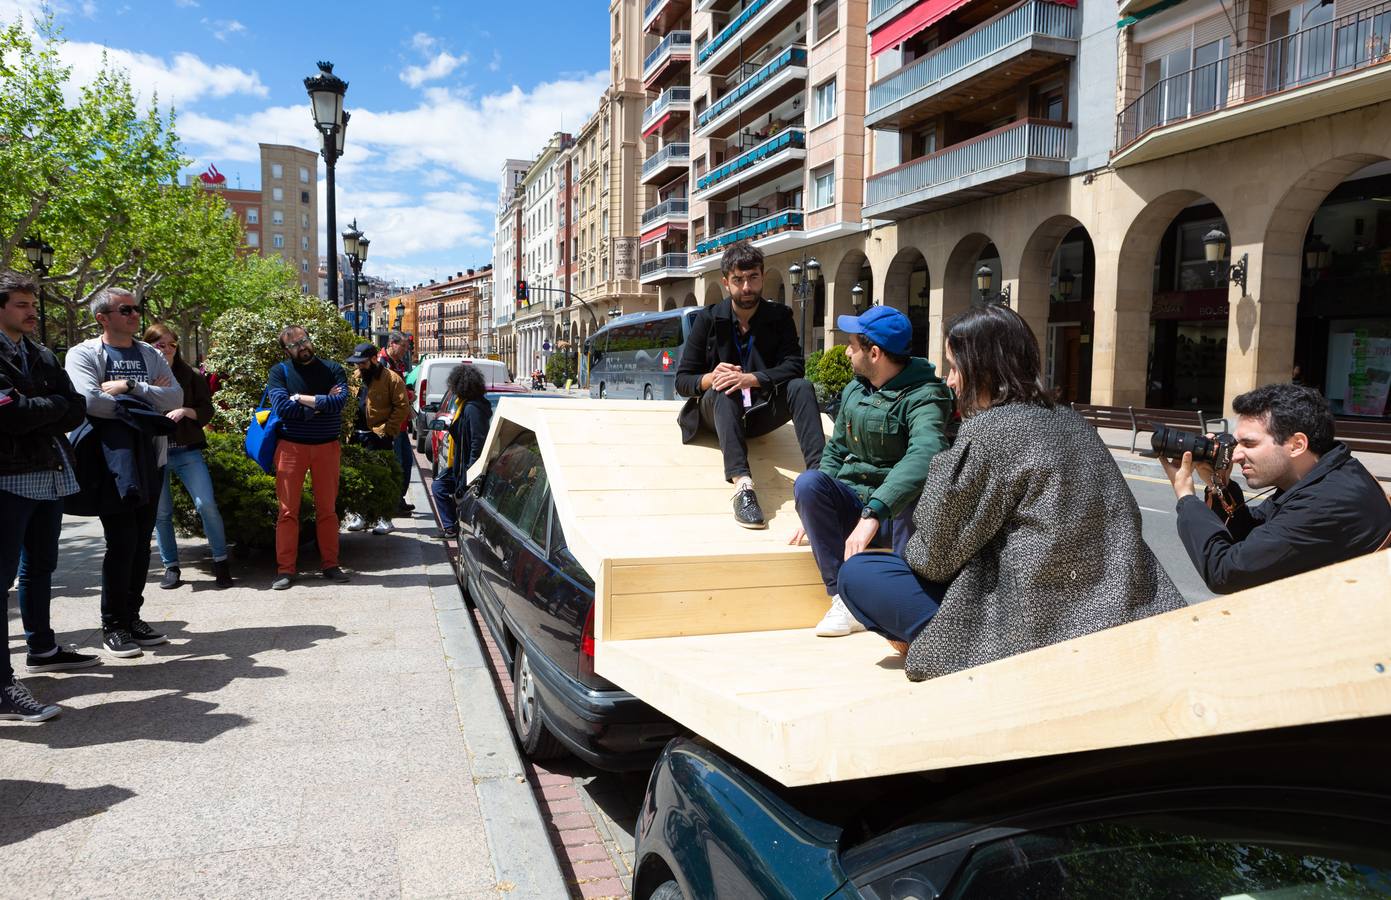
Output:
[542, 340, 552, 352]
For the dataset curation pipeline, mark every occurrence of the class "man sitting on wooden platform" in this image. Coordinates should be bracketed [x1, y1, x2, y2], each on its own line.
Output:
[790, 306, 954, 637]
[675, 241, 825, 529]
[1161, 382, 1391, 593]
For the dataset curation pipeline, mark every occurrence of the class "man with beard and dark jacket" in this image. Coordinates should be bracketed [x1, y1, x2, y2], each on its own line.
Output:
[1161, 382, 1391, 593]
[344, 341, 410, 536]
[789, 305, 954, 637]
[0, 272, 94, 722]
[66, 288, 183, 659]
[674, 240, 824, 529]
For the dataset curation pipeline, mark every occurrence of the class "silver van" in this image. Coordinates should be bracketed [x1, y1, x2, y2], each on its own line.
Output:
[588, 308, 699, 400]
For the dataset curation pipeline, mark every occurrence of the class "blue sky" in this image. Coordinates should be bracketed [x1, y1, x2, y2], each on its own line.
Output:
[4, 0, 611, 286]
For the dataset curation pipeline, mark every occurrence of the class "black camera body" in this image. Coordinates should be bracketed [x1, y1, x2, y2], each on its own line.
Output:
[1151, 424, 1237, 471]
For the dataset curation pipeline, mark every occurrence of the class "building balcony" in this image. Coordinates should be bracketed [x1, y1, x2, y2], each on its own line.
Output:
[695, 206, 804, 256]
[695, 46, 808, 139]
[641, 142, 692, 185]
[640, 198, 690, 236]
[869, 0, 917, 27]
[639, 252, 691, 284]
[866, 0, 1078, 130]
[1114, 2, 1391, 165]
[863, 118, 1071, 220]
[644, 30, 692, 88]
[642, 87, 693, 137]
[694, 128, 806, 202]
[697, 0, 802, 78]
[644, 0, 691, 34]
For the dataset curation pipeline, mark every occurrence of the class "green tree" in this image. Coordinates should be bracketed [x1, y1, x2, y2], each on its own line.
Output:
[545, 352, 577, 388]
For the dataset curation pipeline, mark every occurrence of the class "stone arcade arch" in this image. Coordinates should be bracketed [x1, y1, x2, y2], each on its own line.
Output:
[829, 250, 872, 347]
[1020, 218, 1097, 404]
[682, 292, 698, 308]
[882, 247, 930, 358]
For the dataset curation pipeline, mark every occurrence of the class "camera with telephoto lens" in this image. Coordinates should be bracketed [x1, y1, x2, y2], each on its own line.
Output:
[1151, 424, 1237, 471]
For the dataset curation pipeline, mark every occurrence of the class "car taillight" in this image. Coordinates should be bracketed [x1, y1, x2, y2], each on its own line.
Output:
[418, 379, 427, 403]
[579, 605, 596, 679]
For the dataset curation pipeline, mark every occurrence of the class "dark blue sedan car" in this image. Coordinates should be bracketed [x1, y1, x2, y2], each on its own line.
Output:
[632, 717, 1391, 899]
[453, 425, 681, 769]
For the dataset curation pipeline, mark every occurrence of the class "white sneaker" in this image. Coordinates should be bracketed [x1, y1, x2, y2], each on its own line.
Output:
[345, 513, 366, 532]
[814, 594, 865, 637]
[371, 518, 394, 535]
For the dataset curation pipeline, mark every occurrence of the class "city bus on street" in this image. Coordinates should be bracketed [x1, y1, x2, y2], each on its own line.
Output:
[588, 307, 699, 401]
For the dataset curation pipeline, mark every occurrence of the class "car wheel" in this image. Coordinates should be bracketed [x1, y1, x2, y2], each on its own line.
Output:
[643, 384, 653, 401]
[598, 382, 608, 399]
[416, 429, 427, 453]
[513, 648, 567, 759]
[649, 881, 683, 900]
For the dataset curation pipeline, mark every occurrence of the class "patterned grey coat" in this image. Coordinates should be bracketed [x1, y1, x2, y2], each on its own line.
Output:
[904, 402, 1186, 681]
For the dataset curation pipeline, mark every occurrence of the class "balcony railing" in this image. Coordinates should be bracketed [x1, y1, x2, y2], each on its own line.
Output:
[1117, 0, 1391, 148]
[698, 0, 776, 65]
[643, 86, 693, 124]
[866, 119, 1070, 207]
[697, 46, 808, 129]
[640, 253, 690, 276]
[868, 0, 1077, 116]
[644, 30, 693, 76]
[870, 0, 909, 17]
[696, 128, 805, 192]
[643, 0, 667, 25]
[642, 142, 692, 179]
[641, 197, 690, 226]
[696, 206, 804, 254]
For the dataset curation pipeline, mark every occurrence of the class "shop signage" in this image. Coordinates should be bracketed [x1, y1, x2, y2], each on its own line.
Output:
[1150, 289, 1228, 321]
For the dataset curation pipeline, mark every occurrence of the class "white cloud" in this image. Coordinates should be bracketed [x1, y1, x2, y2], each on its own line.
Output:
[56, 40, 267, 107]
[174, 0, 198, 6]
[80, 0, 95, 16]
[400, 50, 466, 88]
[200, 16, 245, 41]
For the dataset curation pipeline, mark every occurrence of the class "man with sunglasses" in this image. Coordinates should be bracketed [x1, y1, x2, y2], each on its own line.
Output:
[66, 288, 183, 658]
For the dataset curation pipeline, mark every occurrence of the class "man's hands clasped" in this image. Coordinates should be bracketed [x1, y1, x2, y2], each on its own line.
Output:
[705, 362, 758, 395]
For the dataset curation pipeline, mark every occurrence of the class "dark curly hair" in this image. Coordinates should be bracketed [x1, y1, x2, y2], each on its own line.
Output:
[1232, 382, 1336, 455]
[446, 363, 486, 402]
[720, 240, 764, 277]
[946, 303, 1053, 416]
[0, 270, 38, 308]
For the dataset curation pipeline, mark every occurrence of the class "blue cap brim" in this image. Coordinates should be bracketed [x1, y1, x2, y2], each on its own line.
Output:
[837, 314, 867, 334]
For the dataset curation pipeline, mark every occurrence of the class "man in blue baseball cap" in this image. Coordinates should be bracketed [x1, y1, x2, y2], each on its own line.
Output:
[790, 304, 954, 637]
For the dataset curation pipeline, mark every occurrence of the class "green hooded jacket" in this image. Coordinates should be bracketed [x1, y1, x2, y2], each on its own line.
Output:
[820, 357, 953, 518]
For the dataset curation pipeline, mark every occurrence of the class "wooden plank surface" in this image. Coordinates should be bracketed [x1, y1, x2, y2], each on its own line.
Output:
[596, 551, 1391, 786]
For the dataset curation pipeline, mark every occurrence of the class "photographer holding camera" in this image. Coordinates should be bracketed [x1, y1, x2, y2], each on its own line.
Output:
[1161, 383, 1391, 594]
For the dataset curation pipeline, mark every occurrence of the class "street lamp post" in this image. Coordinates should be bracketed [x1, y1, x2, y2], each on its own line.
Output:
[975, 264, 1011, 306]
[1202, 227, 1248, 293]
[305, 61, 348, 309]
[355, 237, 370, 337]
[21, 237, 54, 345]
[786, 255, 821, 356]
[341, 219, 367, 336]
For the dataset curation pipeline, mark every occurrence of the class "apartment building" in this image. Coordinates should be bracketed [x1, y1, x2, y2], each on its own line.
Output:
[427, 267, 494, 356]
[492, 158, 531, 375]
[638, 0, 697, 294]
[515, 132, 575, 375]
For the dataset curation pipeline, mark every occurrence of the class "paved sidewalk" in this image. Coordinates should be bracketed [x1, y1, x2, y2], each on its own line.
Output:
[1, 478, 566, 899]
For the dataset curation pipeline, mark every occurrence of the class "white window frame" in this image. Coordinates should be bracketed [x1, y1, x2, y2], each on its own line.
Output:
[299, 166, 310, 183]
[271, 163, 283, 179]
[246, 207, 259, 224]
[271, 210, 285, 225]
[272, 233, 285, 249]
[271, 187, 284, 202]
[814, 78, 837, 126]
[812, 165, 835, 209]
[245, 232, 259, 247]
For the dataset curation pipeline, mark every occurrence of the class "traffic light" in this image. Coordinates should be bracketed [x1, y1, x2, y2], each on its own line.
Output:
[516, 281, 528, 305]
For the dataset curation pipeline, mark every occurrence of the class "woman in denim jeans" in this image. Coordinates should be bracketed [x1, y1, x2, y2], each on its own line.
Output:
[144, 324, 233, 589]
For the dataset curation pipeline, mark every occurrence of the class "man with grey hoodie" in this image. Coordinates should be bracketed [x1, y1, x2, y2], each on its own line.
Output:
[66, 288, 183, 658]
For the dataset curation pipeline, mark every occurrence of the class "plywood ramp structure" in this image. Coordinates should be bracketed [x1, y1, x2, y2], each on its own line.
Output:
[473, 399, 1391, 787]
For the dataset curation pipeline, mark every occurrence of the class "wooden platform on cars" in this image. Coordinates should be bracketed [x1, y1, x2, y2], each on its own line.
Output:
[472, 399, 1391, 787]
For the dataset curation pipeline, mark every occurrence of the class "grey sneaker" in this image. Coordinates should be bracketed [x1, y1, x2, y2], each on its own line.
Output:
[0, 677, 60, 722]
[271, 574, 294, 591]
[159, 567, 182, 590]
[371, 518, 394, 535]
[345, 513, 366, 532]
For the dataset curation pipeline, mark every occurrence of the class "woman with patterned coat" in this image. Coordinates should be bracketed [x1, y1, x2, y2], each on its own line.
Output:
[837, 304, 1186, 681]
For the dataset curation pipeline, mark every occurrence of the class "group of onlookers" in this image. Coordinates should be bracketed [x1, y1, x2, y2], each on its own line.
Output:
[677, 241, 1391, 680]
[1, 265, 423, 722]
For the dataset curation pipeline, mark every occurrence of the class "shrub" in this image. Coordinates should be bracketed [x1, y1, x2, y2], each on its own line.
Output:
[203, 290, 358, 436]
[545, 353, 577, 387]
[812, 344, 854, 397]
[805, 349, 824, 386]
[170, 433, 400, 552]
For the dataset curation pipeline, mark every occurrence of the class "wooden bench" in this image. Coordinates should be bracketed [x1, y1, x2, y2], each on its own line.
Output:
[1335, 417, 1391, 456]
[1073, 403, 1229, 453]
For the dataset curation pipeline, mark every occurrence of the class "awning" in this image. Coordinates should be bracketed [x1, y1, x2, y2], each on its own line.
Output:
[640, 224, 671, 246]
[872, 0, 974, 56]
[642, 113, 671, 139]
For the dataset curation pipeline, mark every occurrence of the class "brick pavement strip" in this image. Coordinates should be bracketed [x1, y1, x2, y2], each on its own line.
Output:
[1, 473, 566, 900]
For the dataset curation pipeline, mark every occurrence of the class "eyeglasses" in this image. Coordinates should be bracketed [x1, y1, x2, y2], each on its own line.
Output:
[112, 304, 142, 316]
[284, 336, 313, 350]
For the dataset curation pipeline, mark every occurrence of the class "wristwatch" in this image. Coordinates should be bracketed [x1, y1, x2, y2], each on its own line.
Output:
[124, 378, 136, 393]
[860, 505, 879, 521]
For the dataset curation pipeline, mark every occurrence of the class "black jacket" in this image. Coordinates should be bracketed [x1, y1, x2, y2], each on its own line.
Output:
[674, 298, 804, 443]
[169, 356, 214, 449]
[66, 395, 177, 516]
[0, 335, 86, 477]
[1175, 442, 1391, 594]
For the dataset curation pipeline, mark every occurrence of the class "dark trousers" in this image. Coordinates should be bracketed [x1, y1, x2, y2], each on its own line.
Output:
[698, 377, 824, 482]
[837, 553, 947, 643]
[793, 470, 914, 596]
[1, 490, 65, 682]
[98, 489, 160, 631]
[393, 431, 413, 498]
[432, 469, 458, 532]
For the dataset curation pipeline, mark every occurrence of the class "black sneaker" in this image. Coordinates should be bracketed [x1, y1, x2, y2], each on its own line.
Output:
[159, 567, 182, 590]
[732, 487, 767, 530]
[0, 677, 60, 722]
[441, 525, 459, 539]
[212, 559, 233, 588]
[271, 574, 293, 590]
[26, 645, 100, 673]
[321, 566, 350, 583]
[102, 629, 143, 659]
[396, 500, 415, 516]
[128, 619, 168, 647]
